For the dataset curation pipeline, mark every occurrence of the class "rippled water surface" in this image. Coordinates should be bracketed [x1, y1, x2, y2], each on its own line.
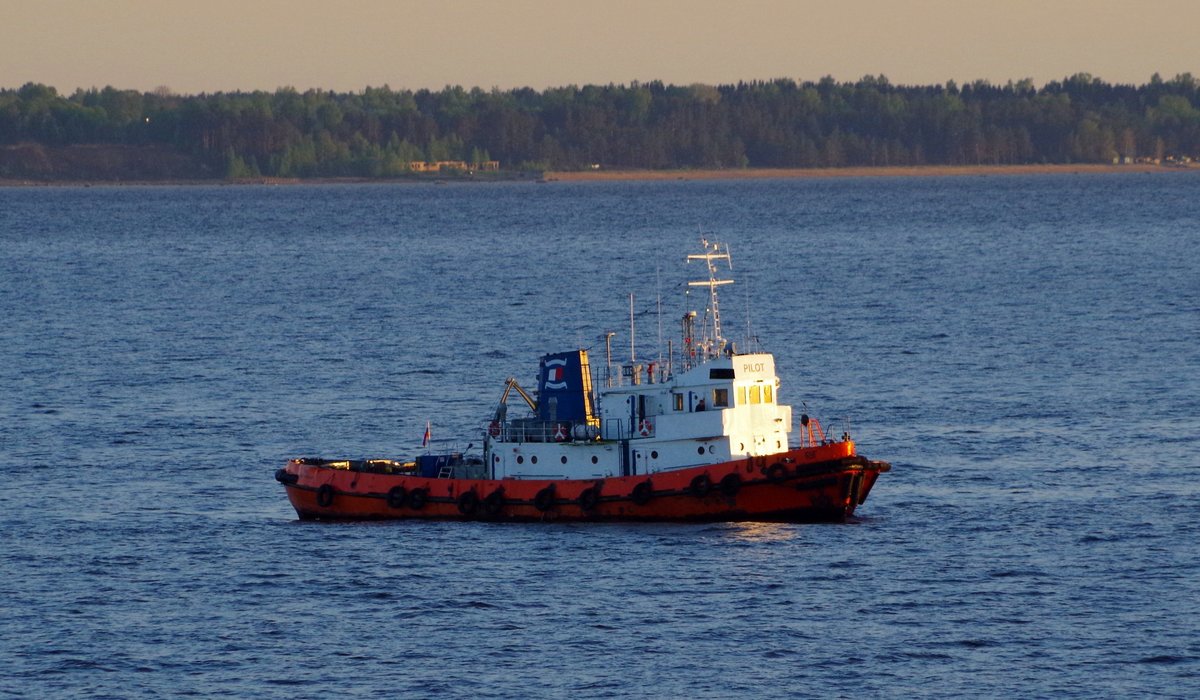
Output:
[2, 174, 1198, 697]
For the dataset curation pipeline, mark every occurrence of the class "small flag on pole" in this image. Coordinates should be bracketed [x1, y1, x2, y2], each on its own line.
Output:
[422, 420, 431, 448]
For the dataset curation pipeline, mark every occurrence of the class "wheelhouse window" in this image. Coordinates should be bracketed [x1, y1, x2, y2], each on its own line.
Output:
[749, 385, 762, 404]
[673, 393, 684, 411]
[737, 386, 747, 406]
[712, 388, 729, 408]
[764, 384, 774, 403]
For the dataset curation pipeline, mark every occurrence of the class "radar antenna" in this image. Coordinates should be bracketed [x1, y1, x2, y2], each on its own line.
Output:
[685, 239, 733, 363]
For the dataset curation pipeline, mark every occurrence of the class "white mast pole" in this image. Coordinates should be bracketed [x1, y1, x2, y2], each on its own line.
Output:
[629, 292, 636, 363]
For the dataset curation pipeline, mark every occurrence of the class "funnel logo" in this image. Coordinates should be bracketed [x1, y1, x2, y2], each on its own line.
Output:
[544, 358, 568, 389]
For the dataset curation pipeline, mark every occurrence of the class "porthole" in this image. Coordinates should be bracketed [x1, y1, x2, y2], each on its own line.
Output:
[531, 455, 538, 464]
[561, 455, 568, 464]
[697, 446, 705, 455]
[651, 451, 658, 459]
[591, 456, 598, 464]
[739, 443, 744, 451]
[494, 455, 499, 463]
[516, 455, 524, 464]
[708, 445, 715, 454]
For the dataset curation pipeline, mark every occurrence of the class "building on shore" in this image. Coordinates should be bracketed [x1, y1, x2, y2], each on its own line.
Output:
[408, 160, 500, 173]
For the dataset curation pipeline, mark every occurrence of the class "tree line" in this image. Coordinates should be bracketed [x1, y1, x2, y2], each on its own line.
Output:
[1, 73, 1198, 179]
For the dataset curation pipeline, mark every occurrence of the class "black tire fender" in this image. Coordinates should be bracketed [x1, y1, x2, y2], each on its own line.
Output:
[316, 484, 334, 507]
[483, 488, 505, 516]
[457, 490, 480, 516]
[719, 472, 742, 497]
[386, 485, 407, 509]
[689, 473, 712, 498]
[534, 484, 556, 512]
[631, 480, 654, 506]
[578, 484, 601, 511]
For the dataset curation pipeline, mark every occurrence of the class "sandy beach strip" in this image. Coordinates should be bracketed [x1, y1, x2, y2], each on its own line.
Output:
[544, 163, 1190, 181]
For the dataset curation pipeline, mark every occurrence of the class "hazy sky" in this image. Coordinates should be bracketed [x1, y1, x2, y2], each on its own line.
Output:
[5, 0, 1197, 94]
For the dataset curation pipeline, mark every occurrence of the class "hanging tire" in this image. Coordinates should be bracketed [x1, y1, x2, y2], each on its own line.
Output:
[689, 473, 712, 498]
[316, 484, 334, 507]
[631, 480, 654, 506]
[719, 472, 742, 497]
[386, 485, 407, 509]
[483, 488, 505, 516]
[407, 488, 428, 510]
[534, 484, 556, 512]
[766, 463, 788, 483]
[578, 485, 600, 511]
[457, 490, 480, 516]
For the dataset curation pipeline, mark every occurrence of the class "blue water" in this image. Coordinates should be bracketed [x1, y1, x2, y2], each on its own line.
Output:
[2, 174, 1198, 698]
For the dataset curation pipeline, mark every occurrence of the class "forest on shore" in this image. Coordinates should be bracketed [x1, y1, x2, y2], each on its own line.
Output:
[1, 73, 1198, 181]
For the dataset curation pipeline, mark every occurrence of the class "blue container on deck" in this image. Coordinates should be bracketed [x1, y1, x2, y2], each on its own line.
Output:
[416, 454, 458, 478]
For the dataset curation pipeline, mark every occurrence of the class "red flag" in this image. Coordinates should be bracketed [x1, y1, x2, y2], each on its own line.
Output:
[422, 420, 431, 448]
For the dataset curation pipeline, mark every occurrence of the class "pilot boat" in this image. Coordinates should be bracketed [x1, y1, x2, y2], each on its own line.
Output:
[276, 240, 889, 522]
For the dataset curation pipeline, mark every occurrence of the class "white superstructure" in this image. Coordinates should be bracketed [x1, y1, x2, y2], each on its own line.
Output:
[483, 240, 793, 480]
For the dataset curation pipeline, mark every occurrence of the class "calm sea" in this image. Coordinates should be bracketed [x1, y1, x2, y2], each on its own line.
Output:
[2, 173, 1198, 698]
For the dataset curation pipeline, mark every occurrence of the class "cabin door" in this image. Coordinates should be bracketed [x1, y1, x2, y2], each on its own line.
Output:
[631, 448, 647, 475]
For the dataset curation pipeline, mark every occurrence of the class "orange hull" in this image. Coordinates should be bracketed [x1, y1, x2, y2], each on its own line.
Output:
[276, 442, 890, 523]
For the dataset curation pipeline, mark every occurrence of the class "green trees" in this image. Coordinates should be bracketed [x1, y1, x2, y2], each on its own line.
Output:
[0, 75, 1197, 179]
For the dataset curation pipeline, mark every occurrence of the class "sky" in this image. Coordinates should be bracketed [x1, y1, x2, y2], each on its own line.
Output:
[4, 0, 1197, 95]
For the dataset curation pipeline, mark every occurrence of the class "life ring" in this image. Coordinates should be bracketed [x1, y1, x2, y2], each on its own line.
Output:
[488, 421, 501, 437]
[534, 484, 556, 512]
[316, 484, 334, 507]
[719, 472, 742, 497]
[765, 463, 788, 483]
[689, 473, 712, 498]
[483, 488, 505, 516]
[553, 424, 568, 441]
[578, 485, 601, 511]
[631, 480, 654, 506]
[386, 485, 407, 509]
[457, 490, 480, 516]
[407, 488, 428, 510]
[638, 419, 653, 437]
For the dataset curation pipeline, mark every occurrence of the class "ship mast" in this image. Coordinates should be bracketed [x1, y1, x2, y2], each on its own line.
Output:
[685, 239, 733, 364]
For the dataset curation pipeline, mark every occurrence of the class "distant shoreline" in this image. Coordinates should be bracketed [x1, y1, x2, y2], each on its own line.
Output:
[1, 163, 1194, 187]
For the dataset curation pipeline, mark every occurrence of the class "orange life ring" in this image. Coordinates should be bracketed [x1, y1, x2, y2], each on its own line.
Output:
[553, 424, 568, 441]
[638, 419, 653, 437]
[488, 421, 501, 437]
